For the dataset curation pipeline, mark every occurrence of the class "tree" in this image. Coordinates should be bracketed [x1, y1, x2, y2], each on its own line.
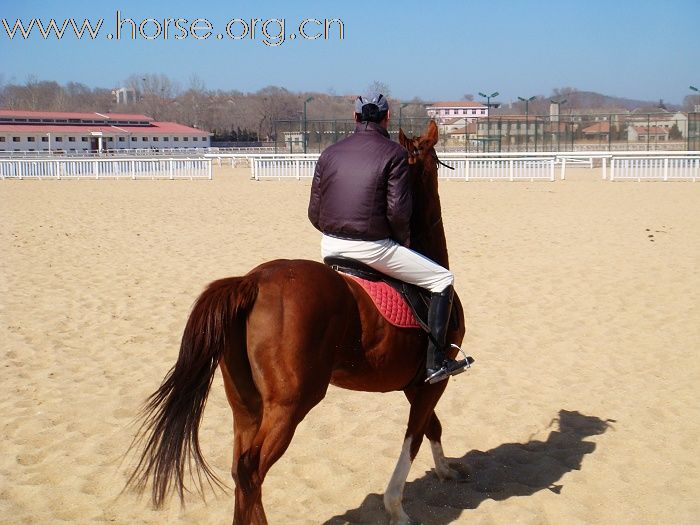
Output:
[669, 123, 682, 140]
[366, 81, 391, 97]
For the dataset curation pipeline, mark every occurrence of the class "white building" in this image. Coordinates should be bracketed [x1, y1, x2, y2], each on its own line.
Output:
[0, 109, 211, 153]
[425, 101, 488, 125]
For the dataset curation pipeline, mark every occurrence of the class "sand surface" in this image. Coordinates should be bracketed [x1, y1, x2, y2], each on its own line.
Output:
[1, 166, 699, 524]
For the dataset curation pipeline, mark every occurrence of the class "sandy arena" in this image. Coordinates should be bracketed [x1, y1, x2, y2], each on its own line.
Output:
[1, 166, 699, 524]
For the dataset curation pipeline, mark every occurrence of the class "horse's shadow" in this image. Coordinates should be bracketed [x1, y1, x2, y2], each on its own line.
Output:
[324, 410, 614, 525]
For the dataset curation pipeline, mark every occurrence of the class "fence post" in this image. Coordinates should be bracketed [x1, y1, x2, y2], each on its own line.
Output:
[663, 157, 668, 182]
[610, 158, 616, 181]
[56, 160, 61, 180]
[561, 157, 567, 180]
[208, 159, 212, 180]
[602, 157, 607, 180]
[131, 159, 136, 180]
[94, 160, 99, 179]
[295, 160, 300, 180]
[509, 159, 514, 181]
[169, 159, 174, 180]
[465, 159, 470, 181]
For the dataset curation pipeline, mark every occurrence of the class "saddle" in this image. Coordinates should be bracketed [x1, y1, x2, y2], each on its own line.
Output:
[324, 256, 436, 332]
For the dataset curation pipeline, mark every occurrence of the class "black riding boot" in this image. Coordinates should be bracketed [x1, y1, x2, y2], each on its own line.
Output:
[425, 285, 469, 384]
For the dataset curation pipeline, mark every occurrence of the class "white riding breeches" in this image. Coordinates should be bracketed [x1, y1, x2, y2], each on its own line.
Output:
[321, 235, 453, 293]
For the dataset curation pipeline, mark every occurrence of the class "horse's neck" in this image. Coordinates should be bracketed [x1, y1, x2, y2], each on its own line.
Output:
[412, 178, 450, 270]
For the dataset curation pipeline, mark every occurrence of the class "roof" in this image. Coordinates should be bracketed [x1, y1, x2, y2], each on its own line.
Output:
[632, 126, 669, 134]
[427, 101, 486, 108]
[0, 109, 153, 122]
[582, 122, 610, 133]
[0, 122, 209, 135]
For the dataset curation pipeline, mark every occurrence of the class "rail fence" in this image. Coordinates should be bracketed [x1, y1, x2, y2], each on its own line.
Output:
[609, 156, 699, 181]
[248, 151, 700, 182]
[3, 152, 698, 182]
[0, 158, 212, 180]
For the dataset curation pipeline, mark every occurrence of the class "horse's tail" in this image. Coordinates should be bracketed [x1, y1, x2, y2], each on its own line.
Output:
[127, 275, 259, 507]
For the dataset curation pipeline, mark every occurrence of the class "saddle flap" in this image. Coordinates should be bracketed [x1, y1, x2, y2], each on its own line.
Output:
[324, 256, 430, 331]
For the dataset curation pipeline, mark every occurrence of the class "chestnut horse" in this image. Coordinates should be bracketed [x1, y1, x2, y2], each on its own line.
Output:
[128, 121, 467, 525]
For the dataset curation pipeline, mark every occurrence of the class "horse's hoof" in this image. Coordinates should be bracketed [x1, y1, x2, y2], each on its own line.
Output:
[437, 463, 471, 482]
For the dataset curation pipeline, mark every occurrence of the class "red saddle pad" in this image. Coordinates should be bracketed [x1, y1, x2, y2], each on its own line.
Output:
[348, 275, 421, 329]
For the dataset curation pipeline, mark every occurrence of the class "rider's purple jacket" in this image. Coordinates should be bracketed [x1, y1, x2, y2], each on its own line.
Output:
[308, 121, 411, 246]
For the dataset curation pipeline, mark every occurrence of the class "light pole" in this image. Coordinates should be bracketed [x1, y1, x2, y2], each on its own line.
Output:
[303, 96, 314, 153]
[478, 91, 499, 152]
[46, 132, 51, 154]
[550, 98, 567, 151]
[689, 86, 699, 150]
[518, 95, 536, 151]
[398, 103, 409, 134]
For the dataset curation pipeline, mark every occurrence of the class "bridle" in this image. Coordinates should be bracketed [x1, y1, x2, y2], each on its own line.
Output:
[406, 140, 454, 170]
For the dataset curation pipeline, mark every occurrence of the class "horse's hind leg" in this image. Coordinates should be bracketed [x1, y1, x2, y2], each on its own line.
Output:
[233, 403, 311, 525]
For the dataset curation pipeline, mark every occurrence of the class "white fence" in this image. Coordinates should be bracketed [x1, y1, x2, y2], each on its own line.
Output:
[0, 158, 212, 180]
[609, 156, 699, 181]
[437, 157, 556, 181]
[251, 154, 557, 181]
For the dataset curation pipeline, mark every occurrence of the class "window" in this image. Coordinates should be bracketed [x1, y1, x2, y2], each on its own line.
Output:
[13, 137, 20, 142]
[0, 137, 5, 142]
[192, 137, 197, 141]
[162, 137, 169, 141]
[153, 137, 159, 142]
[173, 137, 179, 141]
[118, 137, 125, 142]
[131, 137, 137, 142]
[82, 137, 88, 142]
[183, 137, 188, 141]
[69, 137, 76, 142]
[42, 136, 48, 142]
[55, 137, 63, 142]
[481, 109, 486, 115]
[142, 137, 148, 141]
[28, 137, 36, 142]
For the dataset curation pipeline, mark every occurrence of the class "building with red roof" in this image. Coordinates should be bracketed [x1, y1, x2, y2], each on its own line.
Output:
[0, 109, 211, 153]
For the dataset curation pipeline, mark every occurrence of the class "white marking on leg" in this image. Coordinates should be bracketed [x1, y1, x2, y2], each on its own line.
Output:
[430, 440, 458, 481]
[384, 437, 413, 525]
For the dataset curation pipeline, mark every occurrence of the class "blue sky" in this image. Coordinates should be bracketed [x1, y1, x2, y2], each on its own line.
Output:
[1, 0, 699, 104]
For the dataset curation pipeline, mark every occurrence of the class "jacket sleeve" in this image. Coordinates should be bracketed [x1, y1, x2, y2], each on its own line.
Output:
[386, 150, 412, 246]
[308, 154, 324, 230]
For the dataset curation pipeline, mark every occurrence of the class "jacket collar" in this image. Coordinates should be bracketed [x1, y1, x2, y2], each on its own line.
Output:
[354, 121, 390, 138]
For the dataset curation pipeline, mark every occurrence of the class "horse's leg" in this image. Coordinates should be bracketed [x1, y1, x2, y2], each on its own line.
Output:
[384, 383, 448, 525]
[424, 413, 463, 481]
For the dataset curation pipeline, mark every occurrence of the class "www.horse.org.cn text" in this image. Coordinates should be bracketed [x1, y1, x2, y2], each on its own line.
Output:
[1, 11, 345, 47]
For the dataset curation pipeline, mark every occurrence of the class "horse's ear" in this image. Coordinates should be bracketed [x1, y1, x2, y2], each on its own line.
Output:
[424, 120, 439, 149]
[399, 128, 409, 148]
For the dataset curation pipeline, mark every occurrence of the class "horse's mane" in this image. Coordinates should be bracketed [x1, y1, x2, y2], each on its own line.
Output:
[399, 121, 450, 269]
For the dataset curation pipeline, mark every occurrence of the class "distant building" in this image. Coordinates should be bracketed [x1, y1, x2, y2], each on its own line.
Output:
[113, 87, 137, 105]
[582, 122, 610, 141]
[425, 101, 488, 125]
[627, 125, 670, 142]
[0, 109, 211, 153]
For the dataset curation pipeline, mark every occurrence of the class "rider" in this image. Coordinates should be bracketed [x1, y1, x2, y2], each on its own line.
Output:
[308, 92, 468, 383]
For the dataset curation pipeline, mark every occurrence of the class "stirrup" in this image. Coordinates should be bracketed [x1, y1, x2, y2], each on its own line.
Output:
[425, 344, 474, 384]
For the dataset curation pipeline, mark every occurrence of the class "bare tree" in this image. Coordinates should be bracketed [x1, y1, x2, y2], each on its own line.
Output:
[366, 81, 391, 97]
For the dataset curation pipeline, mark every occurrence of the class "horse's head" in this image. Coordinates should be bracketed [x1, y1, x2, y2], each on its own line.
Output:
[399, 120, 439, 172]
